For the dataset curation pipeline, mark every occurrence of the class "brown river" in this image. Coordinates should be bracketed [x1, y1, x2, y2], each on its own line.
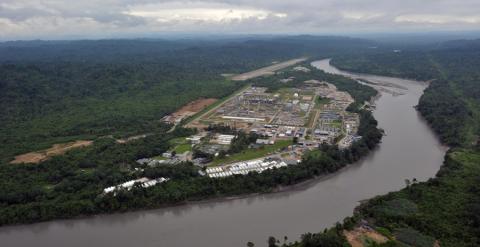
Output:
[0, 59, 447, 247]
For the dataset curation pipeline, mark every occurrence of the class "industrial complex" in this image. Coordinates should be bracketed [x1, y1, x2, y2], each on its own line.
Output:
[154, 65, 363, 178]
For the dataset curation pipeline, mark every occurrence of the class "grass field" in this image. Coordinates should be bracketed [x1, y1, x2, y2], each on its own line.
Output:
[174, 143, 192, 154]
[169, 137, 187, 145]
[209, 139, 292, 166]
[165, 137, 193, 154]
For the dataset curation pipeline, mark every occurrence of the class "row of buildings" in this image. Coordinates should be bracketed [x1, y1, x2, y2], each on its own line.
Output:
[103, 177, 169, 195]
[205, 158, 288, 178]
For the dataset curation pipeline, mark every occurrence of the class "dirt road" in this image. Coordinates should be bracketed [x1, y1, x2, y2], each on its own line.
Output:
[10, 140, 93, 164]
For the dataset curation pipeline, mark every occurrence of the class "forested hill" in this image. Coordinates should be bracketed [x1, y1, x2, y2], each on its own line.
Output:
[286, 39, 480, 247]
[0, 46, 383, 227]
[332, 39, 480, 147]
[0, 36, 373, 63]
[0, 36, 373, 162]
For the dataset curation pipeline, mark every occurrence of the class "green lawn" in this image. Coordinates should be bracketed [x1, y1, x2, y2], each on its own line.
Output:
[162, 137, 193, 154]
[209, 139, 292, 166]
[169, 137, 187, 145]
[174, 143, 192, 154]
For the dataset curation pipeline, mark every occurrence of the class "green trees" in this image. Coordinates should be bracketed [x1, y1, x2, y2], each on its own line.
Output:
[0, 69, 383, 226]
[228, 132, 259, 154]
[355, 150, 480, 247]
[299, 230, 349, 247]
[332, 39, 480, 147]
[417, 80, 471, 146]
[0, 37, 385, 226]
[328, 38, 480, 247]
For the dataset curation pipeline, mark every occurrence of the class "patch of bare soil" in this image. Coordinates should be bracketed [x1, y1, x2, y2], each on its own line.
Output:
[177, 98, 217, 114]
[10, 140, 93, 164]
[164, 98, 218, 125]
[344, 227, 389, 247]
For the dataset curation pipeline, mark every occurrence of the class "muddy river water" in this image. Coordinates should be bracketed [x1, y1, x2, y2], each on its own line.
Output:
[0, 59, 446, 247]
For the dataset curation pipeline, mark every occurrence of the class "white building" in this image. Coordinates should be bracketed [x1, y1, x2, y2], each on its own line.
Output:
[217, 134, 236, 145]
[205, 159, 288, 178]
[103, 177, 169, 195]
[187, 135, 202, 144]
[256, 139, 275, 145]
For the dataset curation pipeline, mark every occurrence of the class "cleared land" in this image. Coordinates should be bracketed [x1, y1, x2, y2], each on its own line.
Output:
[344, 227, 389, 247]
[185, 84, 252, 129]
[177, 98, 217, 113]
[230, 57, 307, 81]
[171, 98, 218, 121]
[165, 98, 218, 131]
[10, 140, 93, 164]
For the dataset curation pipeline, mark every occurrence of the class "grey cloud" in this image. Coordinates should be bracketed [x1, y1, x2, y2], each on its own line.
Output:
[0, 3, 58, 21]
[1, 0, 480, 40]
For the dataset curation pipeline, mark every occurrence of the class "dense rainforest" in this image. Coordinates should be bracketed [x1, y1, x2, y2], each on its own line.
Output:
[332, 40, 480, 146]
[273, 39, 480, 247]
[0, 36, 374, 163]
[0, 37, 382, 226]
[5, 36, 479, 247]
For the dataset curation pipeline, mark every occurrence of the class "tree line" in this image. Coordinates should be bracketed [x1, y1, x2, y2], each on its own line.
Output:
[0, 62, 382, 226]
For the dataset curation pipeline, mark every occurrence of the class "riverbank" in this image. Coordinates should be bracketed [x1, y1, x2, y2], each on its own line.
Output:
[0, 60, 446, 247]
[0, 58, 383, 228]
[302, 51, 480, 247]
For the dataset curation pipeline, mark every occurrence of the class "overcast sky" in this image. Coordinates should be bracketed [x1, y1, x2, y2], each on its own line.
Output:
[1, 0, 480, 40]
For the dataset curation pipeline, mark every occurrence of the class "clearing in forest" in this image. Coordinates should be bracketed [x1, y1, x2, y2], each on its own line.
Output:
[343, 227, 389, 247]
[177, 98, 218, 113]
[163, 98, 218, 125]
[10, 140, 93, 164]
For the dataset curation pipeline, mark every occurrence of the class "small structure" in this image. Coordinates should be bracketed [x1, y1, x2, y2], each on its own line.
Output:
[186, 135, 202, 144]
[256, 139, 275, 145]
[136, 158, 152, 165]
[217, 134, 236, 145]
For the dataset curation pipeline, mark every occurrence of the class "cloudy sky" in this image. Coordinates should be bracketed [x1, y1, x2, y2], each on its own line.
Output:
[1, 0, 480, 40]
